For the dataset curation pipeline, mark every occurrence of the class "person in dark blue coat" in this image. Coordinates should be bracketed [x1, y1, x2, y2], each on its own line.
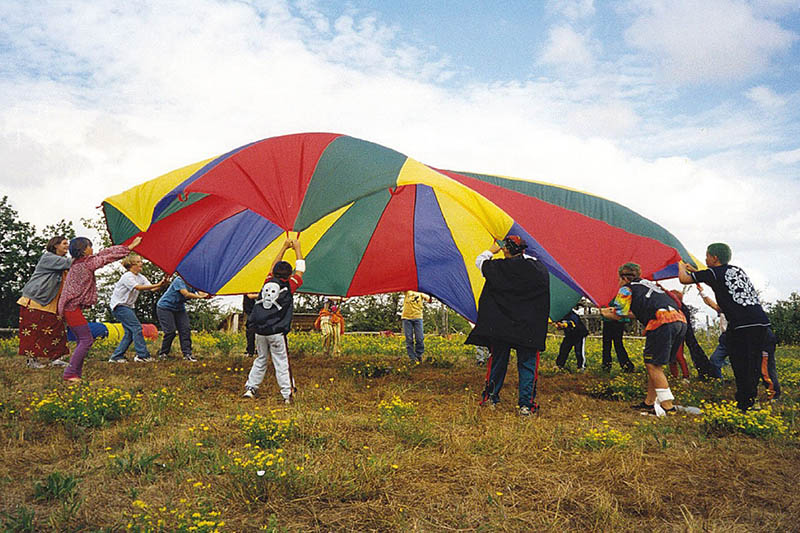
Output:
[555, 308, 589, 371]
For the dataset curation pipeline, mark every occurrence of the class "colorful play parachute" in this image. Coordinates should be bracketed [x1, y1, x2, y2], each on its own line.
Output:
[102, 133, 698, 321]
[66, 322, 158, 343]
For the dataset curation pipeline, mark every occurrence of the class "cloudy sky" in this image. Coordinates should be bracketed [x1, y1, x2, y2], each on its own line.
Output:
[2, 0, 798, 313]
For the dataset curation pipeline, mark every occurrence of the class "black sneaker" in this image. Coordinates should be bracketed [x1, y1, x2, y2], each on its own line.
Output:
[630, 401, 653, 409]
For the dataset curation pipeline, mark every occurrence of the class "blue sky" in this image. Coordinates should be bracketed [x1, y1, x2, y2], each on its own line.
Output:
[1, 0, 799, 311]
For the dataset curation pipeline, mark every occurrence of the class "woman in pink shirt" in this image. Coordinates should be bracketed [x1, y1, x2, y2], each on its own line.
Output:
[59, 236, 142, 381]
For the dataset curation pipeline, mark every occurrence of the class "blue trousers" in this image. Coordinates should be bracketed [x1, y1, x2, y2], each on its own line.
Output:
[111, 305, 150, 359]
[403, 319, 424, 361]
[156, 307, 192, 357]
[484, 342, 540, 408]
[709, 333, 729, 378]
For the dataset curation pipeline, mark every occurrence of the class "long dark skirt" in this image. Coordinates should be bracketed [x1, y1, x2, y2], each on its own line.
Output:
[18, 306, 69, 360]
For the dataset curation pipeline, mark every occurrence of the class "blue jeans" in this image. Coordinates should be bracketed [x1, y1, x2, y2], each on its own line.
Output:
[484, 342, 540, 408]
[111, 305, 150, 360]
[156, 307, 192, 357]
[709, 333, 729, 378]
[402, 319, 424, 361]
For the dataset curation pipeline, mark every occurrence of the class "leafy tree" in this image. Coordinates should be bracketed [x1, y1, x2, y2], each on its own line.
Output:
[0, 196, 38, 327]
[423, 302, 471, 335]
[767, 293, 800, 344]
[344, 293, 402, 332]
[0, 196, 75, 328]
[186, 297, 226, 331]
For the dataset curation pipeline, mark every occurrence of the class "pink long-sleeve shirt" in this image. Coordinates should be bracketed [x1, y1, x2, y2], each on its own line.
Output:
[57, 245, 131, 315]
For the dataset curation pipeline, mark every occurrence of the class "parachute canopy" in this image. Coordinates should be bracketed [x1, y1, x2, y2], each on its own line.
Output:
[102, 133, 698, 321]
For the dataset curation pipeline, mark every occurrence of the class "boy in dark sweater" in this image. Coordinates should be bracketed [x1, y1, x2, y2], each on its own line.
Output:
[243, 239, 305, 404]
[679, 243, 769, 410]
[555, 308, 589, 371]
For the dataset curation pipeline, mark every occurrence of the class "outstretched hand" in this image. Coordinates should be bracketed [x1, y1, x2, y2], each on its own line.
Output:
[128, 236, 143, 250]
[599, 307, 617, 319]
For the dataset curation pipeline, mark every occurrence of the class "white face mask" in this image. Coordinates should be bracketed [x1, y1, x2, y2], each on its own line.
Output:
[258, 281, 287, 310]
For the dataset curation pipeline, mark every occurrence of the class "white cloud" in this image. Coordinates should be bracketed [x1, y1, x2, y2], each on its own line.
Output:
[539, 25, 596, 69]
[745, 86, 786, 108]
[547, 0, 596, 20]
[624, 0, 798, 83]
[0, 0, 797, 305]
[771, 147, 800, 165]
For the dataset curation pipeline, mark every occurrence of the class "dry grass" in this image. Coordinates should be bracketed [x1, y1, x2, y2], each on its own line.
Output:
[1, 335, 799, 532]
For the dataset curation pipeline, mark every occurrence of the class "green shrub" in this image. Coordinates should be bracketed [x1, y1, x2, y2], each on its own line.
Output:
[585, 373, 644, 401]
[701, 401, 790, 438]
[126, 494, 225, 533]
[235, 412, 294, 449]
[32, 472, 77, 501]
[575, 427, 632, 449]
[0, 337, 18, 358]
[31, 384, 136, 427]
[108, 451, 162, 476]
[212, 331, 242, 356]
[342, 359, 395, 378]
[0, 506, 36, 532]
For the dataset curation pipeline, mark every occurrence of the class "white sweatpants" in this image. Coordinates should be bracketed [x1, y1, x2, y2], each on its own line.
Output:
[246, 333, 294, 400]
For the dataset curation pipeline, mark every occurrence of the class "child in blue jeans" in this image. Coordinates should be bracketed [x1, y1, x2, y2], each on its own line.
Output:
[108, 254, 164, 363]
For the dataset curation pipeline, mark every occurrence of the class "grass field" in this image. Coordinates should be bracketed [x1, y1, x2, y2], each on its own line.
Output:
[1, 332, 798, 532]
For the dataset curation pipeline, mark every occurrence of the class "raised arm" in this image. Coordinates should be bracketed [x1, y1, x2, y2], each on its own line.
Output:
[83, 245, 132, 271]
[678, 261, 696, 285]
[475, 241, 501, 272]
[291, 239, 305, 279]
[269, 239, 293, 276]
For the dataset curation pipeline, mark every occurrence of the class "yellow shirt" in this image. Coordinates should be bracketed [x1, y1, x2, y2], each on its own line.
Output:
[401, 291, 430, 320]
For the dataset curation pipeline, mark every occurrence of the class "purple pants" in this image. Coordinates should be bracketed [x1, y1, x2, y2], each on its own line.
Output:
[64, 324, 94, 379]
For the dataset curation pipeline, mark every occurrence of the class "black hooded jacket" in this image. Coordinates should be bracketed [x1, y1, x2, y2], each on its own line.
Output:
[466, 254, 550, 351]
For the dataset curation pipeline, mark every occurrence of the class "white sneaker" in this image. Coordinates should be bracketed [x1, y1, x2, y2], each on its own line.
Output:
[243, 388, 256, 399]
[133, 355, 152, 363]
[183, 354, 197, 362]
[49, 359, 69, 367]
[108, 357, 127, 363]
[26, 358, 47, 369]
